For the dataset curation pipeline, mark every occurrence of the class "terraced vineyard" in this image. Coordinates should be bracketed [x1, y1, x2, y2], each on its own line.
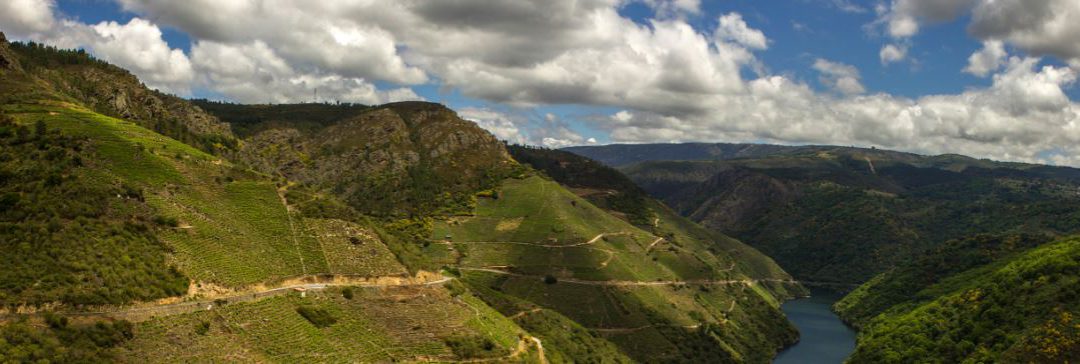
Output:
[301, 218, 407, 276]
[428, 174, 802, 362]
[115, 285, 536, 362]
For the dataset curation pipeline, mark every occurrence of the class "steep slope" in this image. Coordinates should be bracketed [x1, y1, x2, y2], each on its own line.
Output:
[199, 101, 518, 217]
[454, 145, 805, 362]
[606, 145, 1080, 284]
[0, 36, 535, 362]
[1, 36, 811, 363]
[840, 235, 1080, 363]
[5, 40, 235, 153]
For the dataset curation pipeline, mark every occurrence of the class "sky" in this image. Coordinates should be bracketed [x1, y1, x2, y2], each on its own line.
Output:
[2, 0, 1080, 166]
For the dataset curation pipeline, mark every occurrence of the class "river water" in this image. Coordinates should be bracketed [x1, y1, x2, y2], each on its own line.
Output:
[773, 290, 857, 364]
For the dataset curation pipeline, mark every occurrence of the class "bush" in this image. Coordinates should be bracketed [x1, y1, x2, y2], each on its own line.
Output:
[341, 287, 354, 300]
[445, 335, 498, 359]
[543, 275, 558, 284]
[194, 321, 210, 335]
[153, 215, 180, 227]
[296, 306, 337, 328]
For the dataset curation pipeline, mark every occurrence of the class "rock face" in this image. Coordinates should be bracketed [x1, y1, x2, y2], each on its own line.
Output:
[41, 65, 234, 148]
[0, 32, 22, 72]
[231, 101, 516, 216]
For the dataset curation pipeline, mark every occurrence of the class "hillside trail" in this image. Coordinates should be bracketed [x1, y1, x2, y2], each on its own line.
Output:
[4, 273, 452, 323]
[276, 184, 310, 274]
[458, 267, 797, 287]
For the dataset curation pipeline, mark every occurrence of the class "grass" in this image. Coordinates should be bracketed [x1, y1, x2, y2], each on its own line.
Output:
[115, 285, 528, 362]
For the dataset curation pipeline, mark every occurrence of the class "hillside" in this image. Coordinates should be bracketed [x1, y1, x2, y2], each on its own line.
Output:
[1, 36, 808, 363]
[440, 145, 804, 362]
[838, 235, 1080, 363]
[577, 143, 1080, 284]
[196, 100, 518, 217]
[0, 35, 538, 362]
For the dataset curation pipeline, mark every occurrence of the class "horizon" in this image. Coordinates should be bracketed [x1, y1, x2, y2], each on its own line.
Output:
[2, 0, 1078, 167]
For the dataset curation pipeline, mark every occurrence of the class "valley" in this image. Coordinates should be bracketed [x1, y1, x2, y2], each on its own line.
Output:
[2, 19, 1079, 363]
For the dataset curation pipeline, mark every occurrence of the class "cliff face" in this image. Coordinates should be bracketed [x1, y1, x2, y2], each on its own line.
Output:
[224, 101, 516, 216]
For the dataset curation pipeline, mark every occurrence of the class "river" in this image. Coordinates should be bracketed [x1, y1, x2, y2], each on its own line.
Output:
[773, 289, 857, 364]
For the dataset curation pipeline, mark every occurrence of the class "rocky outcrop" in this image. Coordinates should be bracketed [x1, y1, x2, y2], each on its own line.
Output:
[232, 102, 517, 216]
[0, 32, 23, 72]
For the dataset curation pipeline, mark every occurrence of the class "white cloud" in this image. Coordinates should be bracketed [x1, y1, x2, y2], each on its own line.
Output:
[190, 40, 419, 104]
[715, 13, 768, 50]
[812, 58, 866, 95]
[458, 107, 529, 145]
[963, 40, 1007, 77]
[598, 57, 1080, 165]
[1, 14, 195, 94]
[879, 44, 908, 64]
[84, 19, 195, 93]
[874, 0, 1080, 66]
[969, 0, 1080, 65]
[0, 0, 55, 36]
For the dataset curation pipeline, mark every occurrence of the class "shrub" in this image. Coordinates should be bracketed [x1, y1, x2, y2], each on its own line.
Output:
[445, 335, 498, 359]
[296, 306, 337, 328]
[341, 287, 354, 300]
[194, 321, 210, 335]
[153, 215, 180, 227]
[543, 275, 558, 284]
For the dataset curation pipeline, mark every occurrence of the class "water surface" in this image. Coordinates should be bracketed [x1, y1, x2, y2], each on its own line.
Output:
[774, 290, 857, 364]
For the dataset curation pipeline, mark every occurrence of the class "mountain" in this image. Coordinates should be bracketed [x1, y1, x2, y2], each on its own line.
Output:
[569, 143, 1080, 285]
[564, 142, 811, 168]
[195, 100, 518, 217]
[1, 35, 804, 363]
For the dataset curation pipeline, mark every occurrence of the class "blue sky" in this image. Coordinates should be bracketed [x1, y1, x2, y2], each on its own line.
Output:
[3, 0, 1080, 165]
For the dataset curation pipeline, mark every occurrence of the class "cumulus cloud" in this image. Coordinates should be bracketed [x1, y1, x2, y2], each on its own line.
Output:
[458, 108, 594, 148]
[190, 40, 419, 104]
[599, 57, 1080, 165]
[812, 58, 866, 95]
[968, 0, 1080, 64]
[879, 44, 908, 64]
[715, 13, 768, 50]
[0, 11, 194, 94]
[0, 0, 55, 36]
[458, 107, 529, 145]
[875, 0, 1080, 66]
[964, 40, 1007, 77]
